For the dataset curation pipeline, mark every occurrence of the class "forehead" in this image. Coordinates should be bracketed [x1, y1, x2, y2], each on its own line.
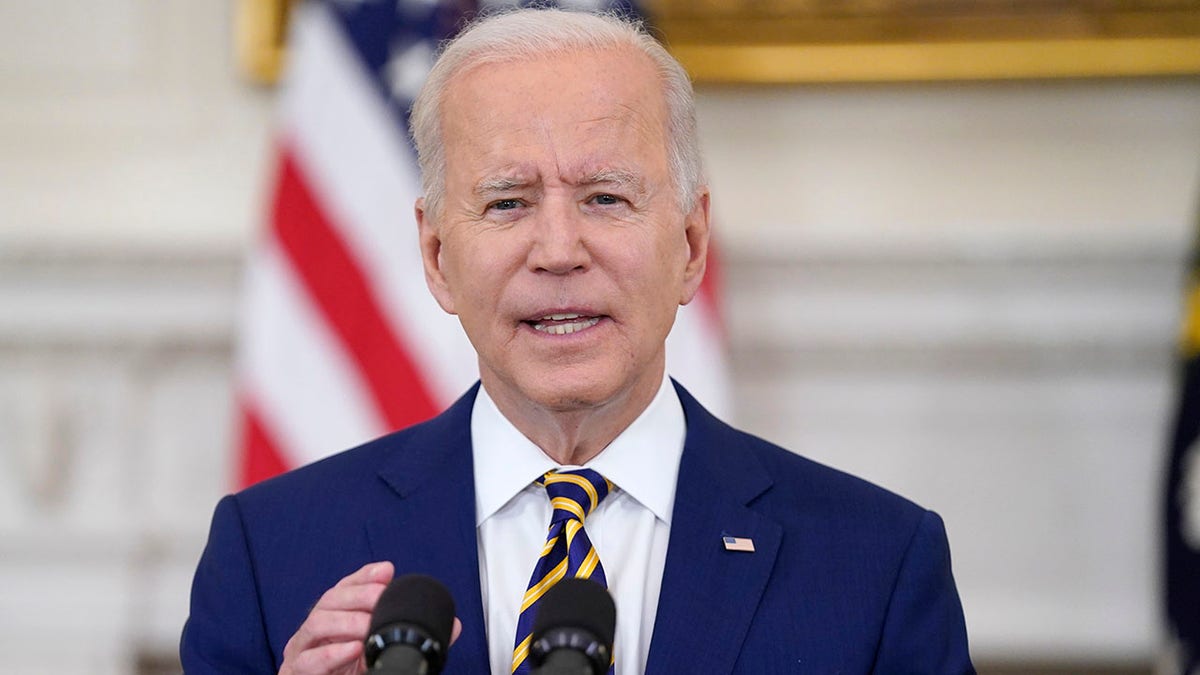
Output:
[437, 47, 671, 183]
[444, 44, 665, 111]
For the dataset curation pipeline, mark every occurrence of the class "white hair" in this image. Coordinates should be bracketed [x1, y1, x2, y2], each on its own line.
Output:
[409, 7, 703, 218]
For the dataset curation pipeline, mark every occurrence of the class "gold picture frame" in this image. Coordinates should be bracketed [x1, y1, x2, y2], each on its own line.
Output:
[650, 0, 1200, 83]
[237, 0, 1200, 85]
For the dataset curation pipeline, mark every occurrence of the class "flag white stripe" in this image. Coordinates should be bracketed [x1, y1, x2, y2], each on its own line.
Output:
[239, 242, 385, 465]
[281, 3, 477, 407]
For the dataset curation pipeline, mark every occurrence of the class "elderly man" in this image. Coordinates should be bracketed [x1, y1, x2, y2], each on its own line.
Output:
[182, 8, 972, 675]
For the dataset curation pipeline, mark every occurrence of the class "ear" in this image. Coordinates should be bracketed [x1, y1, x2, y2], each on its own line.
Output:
[678, 189, 711, 306]
[417, 197, 457, 315]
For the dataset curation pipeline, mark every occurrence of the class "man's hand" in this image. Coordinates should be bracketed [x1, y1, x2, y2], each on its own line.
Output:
[280, 561, 393, 675]
[279, 562, 463, 675]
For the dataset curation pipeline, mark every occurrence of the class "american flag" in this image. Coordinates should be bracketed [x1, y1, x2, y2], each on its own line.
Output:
[234, 0, 730, 487]
[722, 536, 755, 553]
[1166, 234, 1200, 672]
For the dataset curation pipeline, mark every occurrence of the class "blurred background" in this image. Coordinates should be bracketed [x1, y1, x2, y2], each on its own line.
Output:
[2, 1, 1200, 673]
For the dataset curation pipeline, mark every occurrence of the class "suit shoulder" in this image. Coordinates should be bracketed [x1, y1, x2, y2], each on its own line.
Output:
[231, 428, 408, 516]
[232, 383, 479, 514]
[675, 382, 928, 530]
[730, 426, 929, 532]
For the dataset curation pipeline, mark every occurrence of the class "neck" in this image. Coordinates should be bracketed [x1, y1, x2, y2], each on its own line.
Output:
[482, 367, 664, 466]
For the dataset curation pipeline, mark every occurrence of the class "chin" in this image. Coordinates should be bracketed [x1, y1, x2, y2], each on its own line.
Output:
[527, 382, 615, 413]
[518, 369, 628, 413]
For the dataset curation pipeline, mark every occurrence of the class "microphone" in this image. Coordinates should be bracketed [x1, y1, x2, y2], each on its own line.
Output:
[529, 578, 616, 675]
[364, 574, 456, 674]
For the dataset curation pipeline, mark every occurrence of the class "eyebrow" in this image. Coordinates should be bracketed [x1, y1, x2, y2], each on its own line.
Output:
[471, 168, 648, 197]
[578, 169, 647, 197]
[473, 176, 533, 197]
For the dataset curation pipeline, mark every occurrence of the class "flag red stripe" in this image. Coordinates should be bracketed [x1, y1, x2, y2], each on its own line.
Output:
[271, 146, 440, 430]
[697, 246, 726, 342]
[236, 399, 290, 488]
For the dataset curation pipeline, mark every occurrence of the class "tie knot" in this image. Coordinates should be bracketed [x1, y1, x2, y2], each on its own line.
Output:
[539, 468, 613, 524]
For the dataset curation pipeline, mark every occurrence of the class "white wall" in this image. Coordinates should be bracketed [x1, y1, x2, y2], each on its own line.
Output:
[2, 1, 1199, 671]
[699, 82, 1200, 662]
[0, 2, 263, 672]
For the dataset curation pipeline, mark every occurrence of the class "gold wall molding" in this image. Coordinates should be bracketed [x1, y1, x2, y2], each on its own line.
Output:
[650, 0, 1200, 83]
[669, 37, 1200, 83]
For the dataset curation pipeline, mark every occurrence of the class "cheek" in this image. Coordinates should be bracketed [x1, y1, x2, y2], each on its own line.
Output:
[445, 242, 510, 310]
[443, 234, 487, 284]
[643, 231, 689, 285]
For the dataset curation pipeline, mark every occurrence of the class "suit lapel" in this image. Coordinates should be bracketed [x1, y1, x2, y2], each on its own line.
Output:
[645, 384, 783, 675]
[364, 385, 491, 675]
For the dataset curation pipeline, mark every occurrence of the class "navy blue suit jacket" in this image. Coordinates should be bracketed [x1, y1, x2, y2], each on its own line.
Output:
[181, 382, 973, 673]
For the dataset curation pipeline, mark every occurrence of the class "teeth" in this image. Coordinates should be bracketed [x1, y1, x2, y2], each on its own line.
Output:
[540, 313, 581, 321]
[532, 316, 601, 335]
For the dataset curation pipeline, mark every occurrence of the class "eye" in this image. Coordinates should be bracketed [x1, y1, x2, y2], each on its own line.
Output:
[488, 198, 524, 212]
[590, 193, 622, 206]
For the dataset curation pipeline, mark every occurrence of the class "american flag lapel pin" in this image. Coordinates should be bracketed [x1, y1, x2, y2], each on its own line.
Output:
[723, 535, 755, 552]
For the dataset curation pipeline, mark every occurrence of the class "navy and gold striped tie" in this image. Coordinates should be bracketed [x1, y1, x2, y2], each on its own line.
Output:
[511, 468, 614, 674]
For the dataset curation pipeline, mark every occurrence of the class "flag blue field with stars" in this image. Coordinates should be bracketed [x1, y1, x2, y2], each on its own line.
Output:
[326, 0, 640, 135]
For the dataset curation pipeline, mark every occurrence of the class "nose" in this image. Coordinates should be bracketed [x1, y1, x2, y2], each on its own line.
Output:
[526, 198, 590, 275]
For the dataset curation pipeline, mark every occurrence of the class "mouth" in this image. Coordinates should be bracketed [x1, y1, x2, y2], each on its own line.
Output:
[524, 312, 603, 336]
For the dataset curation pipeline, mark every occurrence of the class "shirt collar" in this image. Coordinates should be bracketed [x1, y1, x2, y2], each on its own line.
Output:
[471, 374, 686, 527]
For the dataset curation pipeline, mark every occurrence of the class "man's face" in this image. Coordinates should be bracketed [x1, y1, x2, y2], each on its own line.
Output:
[418, 47, 709, 416]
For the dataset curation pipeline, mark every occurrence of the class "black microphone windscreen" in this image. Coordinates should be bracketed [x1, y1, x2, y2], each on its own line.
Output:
[531, 578, 616, 647]
[369, 574, 456, 647]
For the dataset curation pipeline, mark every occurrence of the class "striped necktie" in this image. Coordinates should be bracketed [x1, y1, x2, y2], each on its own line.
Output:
[511, 468, 614, 674]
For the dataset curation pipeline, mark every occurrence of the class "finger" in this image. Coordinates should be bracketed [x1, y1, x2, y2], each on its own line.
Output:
[314, 580, 390, 613]
[333, 561, 394, 589]
[286, 639, 362, 675]
[291, 609, 374, 650]
[313, 562, 392, 612]
[450, 617, 462, 645]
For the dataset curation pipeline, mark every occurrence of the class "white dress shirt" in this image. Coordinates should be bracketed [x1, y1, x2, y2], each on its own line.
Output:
[472, 375, 685, 675]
